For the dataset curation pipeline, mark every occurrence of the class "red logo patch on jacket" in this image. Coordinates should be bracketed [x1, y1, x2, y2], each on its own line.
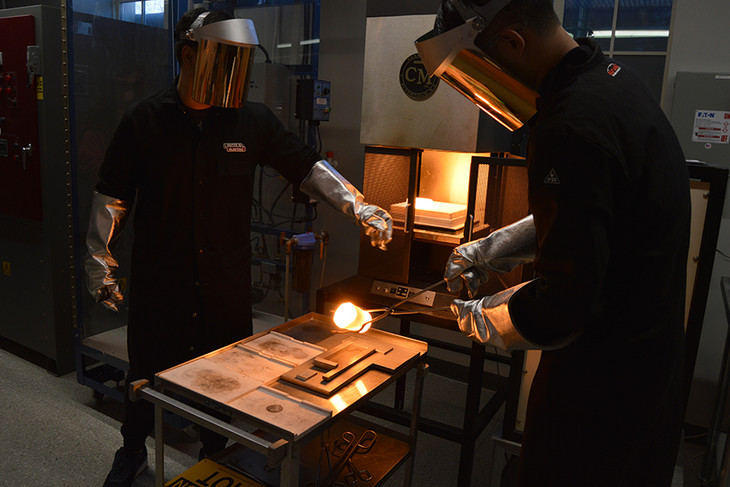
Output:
[607, 63, 621, 77]
[223, 143, 246, 153]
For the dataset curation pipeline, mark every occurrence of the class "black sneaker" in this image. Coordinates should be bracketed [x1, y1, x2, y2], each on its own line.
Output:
[103, 447, 148, 487]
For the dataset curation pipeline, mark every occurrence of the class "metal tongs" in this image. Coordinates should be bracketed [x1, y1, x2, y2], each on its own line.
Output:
[356, 277, 457, 330]
[316, 429, 376, 486]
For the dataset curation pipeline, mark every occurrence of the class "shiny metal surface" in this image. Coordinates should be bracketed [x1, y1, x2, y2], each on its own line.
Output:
[301, 160, 393, 250]
[415, 16, 538, 131]
[155, 313, 427, 439]
[187, 19, 258, 108]
[187, 18, 259, 46]
[452, 278, 578, 351]
[451, 279, 537, 350]
[84, 191, 131, 311]
[149, 313, 427, 487]
[441, 49, 538, 130]
[445, 214, 536, 297]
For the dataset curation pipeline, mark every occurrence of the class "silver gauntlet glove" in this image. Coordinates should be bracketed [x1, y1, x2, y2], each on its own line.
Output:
[451, 280, 537, 351]
[84, 191, 131, 312]
[300, 160, 393, 250]
[445, 215, 536, 298]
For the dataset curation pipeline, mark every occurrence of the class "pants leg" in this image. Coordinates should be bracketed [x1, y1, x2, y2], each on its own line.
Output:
[120, 373, 155, 450]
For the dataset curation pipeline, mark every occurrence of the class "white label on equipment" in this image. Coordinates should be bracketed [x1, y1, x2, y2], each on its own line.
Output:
[692, 110, 730, 144]
[316, 97, 328, 105]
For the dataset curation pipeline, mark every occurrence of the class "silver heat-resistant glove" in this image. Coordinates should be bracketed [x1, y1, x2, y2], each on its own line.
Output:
[451, 280, 537, 351]
[300, 160, 392, 250]
[445, 215, 536, 298]
[84, 191, 131, 312]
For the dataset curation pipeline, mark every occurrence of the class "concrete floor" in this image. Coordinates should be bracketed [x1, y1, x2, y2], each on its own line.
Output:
[0, 313, 714, 486]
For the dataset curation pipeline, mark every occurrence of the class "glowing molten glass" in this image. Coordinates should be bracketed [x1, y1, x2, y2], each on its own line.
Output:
[333, 302, 372, 333]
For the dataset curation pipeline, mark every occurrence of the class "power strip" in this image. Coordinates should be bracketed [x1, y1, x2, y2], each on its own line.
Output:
[369, 280, 436, 307]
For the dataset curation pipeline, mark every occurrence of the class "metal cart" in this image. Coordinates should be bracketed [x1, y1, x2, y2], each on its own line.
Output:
[132, 312, 429, 487]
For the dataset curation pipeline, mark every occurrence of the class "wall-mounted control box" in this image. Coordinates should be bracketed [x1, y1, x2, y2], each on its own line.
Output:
[295, 79, 330, 121]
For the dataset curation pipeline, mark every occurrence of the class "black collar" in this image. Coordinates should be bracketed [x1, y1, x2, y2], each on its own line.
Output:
[538, 37, 605, 101]
[161, 77, 182, 105]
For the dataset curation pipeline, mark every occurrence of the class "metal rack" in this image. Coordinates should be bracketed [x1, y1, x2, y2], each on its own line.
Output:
[132, 312, 428, 487]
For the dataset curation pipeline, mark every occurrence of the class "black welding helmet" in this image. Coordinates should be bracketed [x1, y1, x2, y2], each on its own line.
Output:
[183, 12, 259, 108]
[415, 0, 538, 131]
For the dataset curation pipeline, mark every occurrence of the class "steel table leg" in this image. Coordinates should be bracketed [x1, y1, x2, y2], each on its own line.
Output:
[280, 443, 301, 487]
[404, 362, 428, 487]
[395, 319, 411, 410]
[457, 341, 485, 487]
[155, 403, 164, 487]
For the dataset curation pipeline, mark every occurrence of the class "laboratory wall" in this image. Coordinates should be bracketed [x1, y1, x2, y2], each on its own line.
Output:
[310, 0, 368, 289]
[663, 0, 730, 428]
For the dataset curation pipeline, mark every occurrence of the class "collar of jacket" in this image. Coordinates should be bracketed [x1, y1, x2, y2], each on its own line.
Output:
[162, 77, 183, 105]
[528, 37, 605, 125]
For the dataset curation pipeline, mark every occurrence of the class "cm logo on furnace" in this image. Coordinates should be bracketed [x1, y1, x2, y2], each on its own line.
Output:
[399, 53, 439, 101]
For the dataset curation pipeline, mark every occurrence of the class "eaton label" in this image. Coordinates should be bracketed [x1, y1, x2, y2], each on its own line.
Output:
[692, 110, 730, 145]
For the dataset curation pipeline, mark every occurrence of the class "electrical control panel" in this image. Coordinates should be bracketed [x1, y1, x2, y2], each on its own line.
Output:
[0, 14, 42, 221]
[370, 280, 436, 307]
[295, 79, 331, 121]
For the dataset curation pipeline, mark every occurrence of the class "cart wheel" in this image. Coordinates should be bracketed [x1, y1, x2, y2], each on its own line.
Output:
[93, 390, 104, 406]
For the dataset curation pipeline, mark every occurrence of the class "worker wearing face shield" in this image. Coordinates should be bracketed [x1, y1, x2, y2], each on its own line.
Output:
[85, 8, 392, 487]
[418, 1, 690, 485]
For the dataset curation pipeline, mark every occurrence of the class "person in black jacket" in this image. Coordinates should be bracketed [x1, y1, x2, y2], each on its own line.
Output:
[86, 8, 392, 487]
[417, 0, 690, 485]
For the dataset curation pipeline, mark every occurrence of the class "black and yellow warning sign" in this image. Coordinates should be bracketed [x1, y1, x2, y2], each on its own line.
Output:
[165, 459, 264, 487]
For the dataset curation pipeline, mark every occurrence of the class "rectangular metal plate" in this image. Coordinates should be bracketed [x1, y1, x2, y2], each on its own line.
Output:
[240, 331, 325, 366]
[157, 358, 262, 404]
[227, 386, 331, 438]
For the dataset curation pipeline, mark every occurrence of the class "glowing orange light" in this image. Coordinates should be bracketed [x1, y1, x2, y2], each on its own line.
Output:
[415, 197, 435, 210]
[333, 302, 372, 333]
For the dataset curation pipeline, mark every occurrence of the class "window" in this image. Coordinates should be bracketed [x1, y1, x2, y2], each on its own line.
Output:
[118, 0, 166, 28]
[559, 0, 673, 101]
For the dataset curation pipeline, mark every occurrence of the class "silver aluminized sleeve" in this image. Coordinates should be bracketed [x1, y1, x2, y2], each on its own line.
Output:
[85, 191, 131, 310]
[445, 214, 536, 296]
[452, 279, 576, 351]
[300, 160, 393, 250]
[481, 214, 536, 272]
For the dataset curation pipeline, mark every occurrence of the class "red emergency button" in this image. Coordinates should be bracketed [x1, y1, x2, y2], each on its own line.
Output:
[4, 86, 11, 95]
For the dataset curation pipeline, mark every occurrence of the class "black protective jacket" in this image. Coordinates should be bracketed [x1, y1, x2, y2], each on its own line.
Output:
[97, 82, 320, 376]
[512, 39, 690, 486]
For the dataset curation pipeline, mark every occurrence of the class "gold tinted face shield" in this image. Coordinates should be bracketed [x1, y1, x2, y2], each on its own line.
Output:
[185, 18, 259, 108]
[415, 9, 538, 131]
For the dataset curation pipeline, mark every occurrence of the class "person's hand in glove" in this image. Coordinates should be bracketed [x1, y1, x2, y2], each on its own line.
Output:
[355, 202, 392, 250]
[451, 295, 507, 349]
[450, 278, 538, 350]
[445, 215, 536, 297]
[300, 160, 393, 250]
[93, 279, 124, 312]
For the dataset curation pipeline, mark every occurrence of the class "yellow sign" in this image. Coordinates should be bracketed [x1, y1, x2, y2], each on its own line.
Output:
[36, 76, 44, 100]
[2, 261, 11, 276]
[165, 459, 264, 487]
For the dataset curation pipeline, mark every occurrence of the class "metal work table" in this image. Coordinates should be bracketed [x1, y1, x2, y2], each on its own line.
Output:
[131, 312, 428, 487]
[316, 275, 510, 487]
